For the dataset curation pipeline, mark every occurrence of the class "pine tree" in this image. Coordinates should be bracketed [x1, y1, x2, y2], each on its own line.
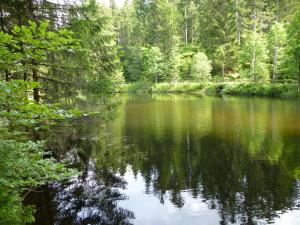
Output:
[198, 0, 239, 76]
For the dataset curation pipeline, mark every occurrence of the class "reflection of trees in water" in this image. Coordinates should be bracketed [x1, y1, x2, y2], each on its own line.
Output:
[27, 110, 135, 225]
[106, 96, 300, 224]
[27, 162, 134, 225]
[123, 125, 300, 224]
[31, 96, 300, 225]
[51, 162, 134, 225]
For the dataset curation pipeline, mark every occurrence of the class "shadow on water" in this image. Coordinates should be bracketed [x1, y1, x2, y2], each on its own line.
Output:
[25, 96, 135, 225]
[26, 94, 300, 225]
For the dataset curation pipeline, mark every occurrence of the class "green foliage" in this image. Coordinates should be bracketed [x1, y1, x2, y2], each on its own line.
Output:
[119, 46, 143, 82]
[221, 82, 299, 97]
[152, 82, 205, 93]
[165, 39, 181, 82]
[240, 31, 270, 83]
[198, 0, 240, 74]
[284, 9, 300, 88]
[179, 50, 194, 80]
[0, 80, 81, 133]
[190, 52, 212, 82]
[0, 140, 75, 189]
[0, 140, 77, 225]
[0, 80, 80, 224]
[268, 22, 287, 79]
[116, 0, 300, 89]
[128, 80, 153, 93]
[288, 10, 300, 62]
[68, 0, 124, 94]
[141, 47, 166, 82]
[0, 20, 77, 76]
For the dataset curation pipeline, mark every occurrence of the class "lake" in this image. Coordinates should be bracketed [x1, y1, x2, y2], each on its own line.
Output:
[30, 94, 300, 225]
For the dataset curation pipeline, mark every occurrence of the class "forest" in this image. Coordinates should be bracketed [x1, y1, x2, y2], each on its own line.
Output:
[1, 0, 300, 224]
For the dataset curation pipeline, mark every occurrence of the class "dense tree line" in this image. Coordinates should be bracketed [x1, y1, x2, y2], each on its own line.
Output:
[115, 0, 300, 88]
[2, 0, 300, 97]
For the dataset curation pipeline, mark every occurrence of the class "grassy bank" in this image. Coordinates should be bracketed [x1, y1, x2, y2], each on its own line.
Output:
[220, 82, 300, 98]
[117, 81, 300, 98]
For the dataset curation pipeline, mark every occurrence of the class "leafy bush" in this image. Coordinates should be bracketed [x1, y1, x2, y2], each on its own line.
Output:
[221, 82, 299, 98]
[190, 52, 212, 82]
[128, 80, 153, 93]
[141, 47, 167, 83]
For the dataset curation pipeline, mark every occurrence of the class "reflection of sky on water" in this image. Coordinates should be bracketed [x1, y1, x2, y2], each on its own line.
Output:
[119, 167, 300, 225]
[273, 211, 300, 225]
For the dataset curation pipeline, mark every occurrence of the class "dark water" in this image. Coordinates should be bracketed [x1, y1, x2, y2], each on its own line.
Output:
[30, 95, 300, 225]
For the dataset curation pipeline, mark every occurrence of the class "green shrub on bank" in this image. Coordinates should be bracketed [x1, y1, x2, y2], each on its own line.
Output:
[115, 83, 133, 93]
[128, 80, 153, 93]
[221, 82, 299, 98]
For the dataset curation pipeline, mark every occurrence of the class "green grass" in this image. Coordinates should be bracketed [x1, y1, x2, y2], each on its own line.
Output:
[221, 82, 299, 98]
[152, 82, 205, 93]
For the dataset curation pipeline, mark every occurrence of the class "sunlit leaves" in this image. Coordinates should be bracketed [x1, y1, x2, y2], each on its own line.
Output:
[190, 52, 212, 82]
[0, 20, 78, 77]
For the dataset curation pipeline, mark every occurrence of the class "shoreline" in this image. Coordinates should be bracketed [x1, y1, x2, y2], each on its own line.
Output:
[116, 82, 300, 98]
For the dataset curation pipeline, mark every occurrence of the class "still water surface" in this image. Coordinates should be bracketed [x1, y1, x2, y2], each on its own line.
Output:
[32, 95, 300, 225]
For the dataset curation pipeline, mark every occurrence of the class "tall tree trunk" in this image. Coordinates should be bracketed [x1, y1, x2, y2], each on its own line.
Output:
[184, 4, 188, 46]
[28, 0, 40, 102]
[1, 2, 9, 82]
[5, 70, 10, 81]
[32, 59, 40, 103]
[298, 62, 300, 92]
[28, 0, 36, 21]
[191, 25, 194, 44]
[251, 0, 257, 82]
[272, 0, 279, 83]
[272, 47, 278, 83]
[235, 0, 241, 45]
[222, 63, 225, 81]
[0, 3, 5, 32]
